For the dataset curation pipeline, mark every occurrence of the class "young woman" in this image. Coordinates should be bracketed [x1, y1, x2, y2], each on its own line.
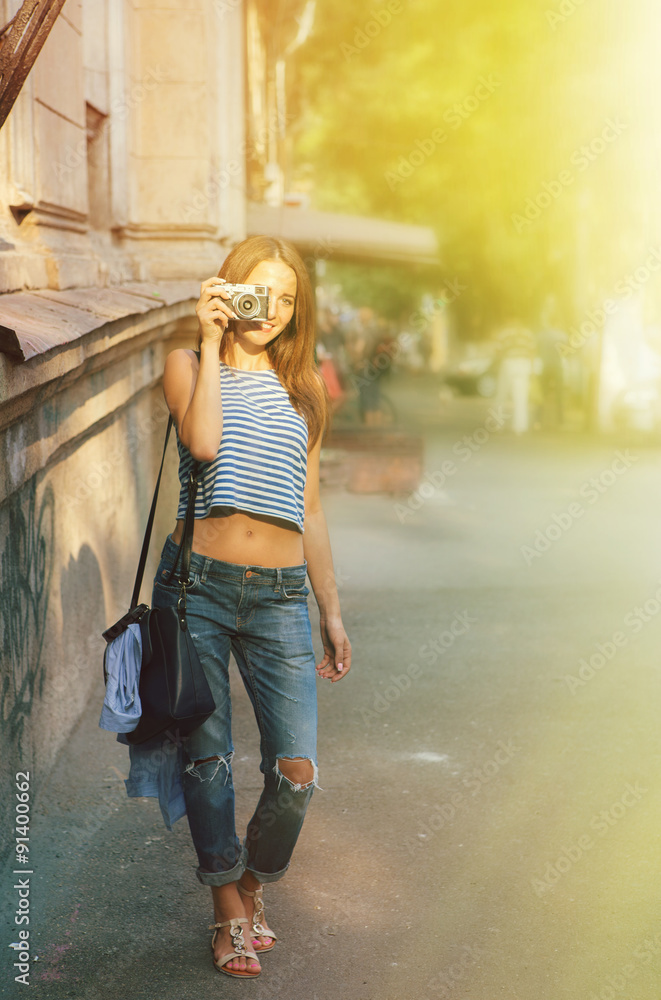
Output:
[151, 235, 351, 979]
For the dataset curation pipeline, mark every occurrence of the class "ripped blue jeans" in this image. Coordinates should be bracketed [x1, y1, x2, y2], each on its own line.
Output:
[151, 533, 318, 887]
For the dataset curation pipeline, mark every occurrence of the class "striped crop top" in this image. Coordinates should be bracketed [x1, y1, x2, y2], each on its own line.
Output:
[175, 359, 308, 532]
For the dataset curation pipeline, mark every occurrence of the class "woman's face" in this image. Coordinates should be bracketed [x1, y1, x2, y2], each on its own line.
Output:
[231, 259, 297, 350]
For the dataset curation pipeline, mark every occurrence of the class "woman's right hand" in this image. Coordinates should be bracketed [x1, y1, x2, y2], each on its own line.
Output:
[196, 277, 237, 345]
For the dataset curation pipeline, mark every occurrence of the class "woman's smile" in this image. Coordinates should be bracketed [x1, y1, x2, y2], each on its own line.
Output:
[231, 260, 297, 350]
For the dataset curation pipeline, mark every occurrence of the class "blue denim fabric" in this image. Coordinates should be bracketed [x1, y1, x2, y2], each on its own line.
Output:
[99, 623, 142, 733]
[149, 532, 318, 886]
[119, 731, 187, 830]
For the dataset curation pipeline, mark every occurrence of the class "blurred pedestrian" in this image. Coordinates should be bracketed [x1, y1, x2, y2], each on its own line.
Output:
[537, 325, 568, 428]
[494, 319, 537, 434]
[346, 306, 386, 425]
[317, 341, 346, 413]
[316, 306, 347, 413]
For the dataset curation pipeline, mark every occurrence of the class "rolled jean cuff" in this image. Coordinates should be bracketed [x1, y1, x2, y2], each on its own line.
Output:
[195, 848, 247, 886]
[244, 861, 290, 884]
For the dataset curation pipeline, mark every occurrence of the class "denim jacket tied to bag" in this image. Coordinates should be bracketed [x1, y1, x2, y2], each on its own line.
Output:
[100, 621, 186, 830]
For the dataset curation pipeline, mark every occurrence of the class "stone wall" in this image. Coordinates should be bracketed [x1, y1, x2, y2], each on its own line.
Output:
[0, 0, 246, 292]
[0, 0, 247, 859]
[0, 303, 198, 863]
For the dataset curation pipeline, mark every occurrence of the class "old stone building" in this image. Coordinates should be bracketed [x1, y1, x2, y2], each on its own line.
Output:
[0, 0, 247, 847]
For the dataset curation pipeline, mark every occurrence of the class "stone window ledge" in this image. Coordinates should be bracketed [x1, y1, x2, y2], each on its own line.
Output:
[0, 281, 200, 364]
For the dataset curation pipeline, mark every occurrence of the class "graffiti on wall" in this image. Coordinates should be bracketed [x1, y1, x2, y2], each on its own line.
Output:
[0, 478, 55, 756]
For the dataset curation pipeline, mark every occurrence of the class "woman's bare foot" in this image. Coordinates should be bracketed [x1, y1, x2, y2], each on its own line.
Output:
[210, 883, 261, 975]
[238, 872, 276, 951]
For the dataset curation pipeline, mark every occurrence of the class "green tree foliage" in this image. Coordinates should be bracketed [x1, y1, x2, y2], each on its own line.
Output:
[290, 0, 661, 335]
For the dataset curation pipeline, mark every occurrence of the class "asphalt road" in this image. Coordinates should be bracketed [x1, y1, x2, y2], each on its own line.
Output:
[4, 376, 661, 1000]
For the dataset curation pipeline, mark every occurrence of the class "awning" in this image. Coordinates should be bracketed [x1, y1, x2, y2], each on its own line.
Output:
[247, 202, 440, 269]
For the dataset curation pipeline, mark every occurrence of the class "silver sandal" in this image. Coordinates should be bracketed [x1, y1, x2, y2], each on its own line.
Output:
[238, 884, 278, 953]
[209, 916, 261, 978]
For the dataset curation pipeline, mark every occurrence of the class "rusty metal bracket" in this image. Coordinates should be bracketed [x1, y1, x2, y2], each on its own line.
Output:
[0, 0, 67, 131]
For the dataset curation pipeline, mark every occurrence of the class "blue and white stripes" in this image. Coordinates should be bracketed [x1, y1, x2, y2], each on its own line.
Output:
[175, 361, 308, 532]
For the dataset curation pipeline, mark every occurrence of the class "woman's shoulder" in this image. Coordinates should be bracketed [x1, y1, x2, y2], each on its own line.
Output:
[162, 350, 202, 411]
[165, 347, 199, 366]
[163, 347, 200, 379]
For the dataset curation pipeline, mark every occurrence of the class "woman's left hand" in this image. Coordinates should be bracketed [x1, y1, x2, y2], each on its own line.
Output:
[316, 617, 352, 683]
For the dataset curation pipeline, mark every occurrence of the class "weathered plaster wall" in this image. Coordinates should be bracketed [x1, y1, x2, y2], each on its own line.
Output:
[0, 306, 197, 862]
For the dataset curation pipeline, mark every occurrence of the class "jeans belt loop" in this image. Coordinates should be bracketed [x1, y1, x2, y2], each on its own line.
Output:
[201, 557, 211, 584]
[275, 567, 282, 593]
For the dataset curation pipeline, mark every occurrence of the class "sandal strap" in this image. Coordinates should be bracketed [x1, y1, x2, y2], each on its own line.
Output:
[214, 947, 260, 967]
[209, 916, 249, 930]
[237, 884, 277, 941]
[237, 884, 260, 898]
[209, 916, 252, 957]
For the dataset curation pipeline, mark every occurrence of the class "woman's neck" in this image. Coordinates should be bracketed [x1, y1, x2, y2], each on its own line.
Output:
[222, 343, 273, 372]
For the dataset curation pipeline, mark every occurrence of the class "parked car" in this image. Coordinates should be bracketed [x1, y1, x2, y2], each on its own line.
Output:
[612, 384, 661, 433]
[441, 356, 498, 397]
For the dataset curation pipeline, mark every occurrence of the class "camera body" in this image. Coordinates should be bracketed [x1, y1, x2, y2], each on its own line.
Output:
[220, 283, 269, 321]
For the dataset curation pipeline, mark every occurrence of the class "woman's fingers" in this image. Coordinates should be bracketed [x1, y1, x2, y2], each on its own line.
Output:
[198, 277, 236, 316]
[316, 654, 331, 672]
[202, 278, 231, 300]
[200, 276, 227, 295]
[208, 302, 236, 324]
[196, 287, 237, 334]
[316, 631, 352, 682]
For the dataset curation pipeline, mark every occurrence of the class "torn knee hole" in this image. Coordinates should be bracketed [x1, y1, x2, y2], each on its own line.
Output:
[185, 752, 232, 782]
[276, 757, 316, 790]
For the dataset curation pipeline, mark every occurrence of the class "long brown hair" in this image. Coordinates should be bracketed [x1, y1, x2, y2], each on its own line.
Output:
[197, 236, 329, 449]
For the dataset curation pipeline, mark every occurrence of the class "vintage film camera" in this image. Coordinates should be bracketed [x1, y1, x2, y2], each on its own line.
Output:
[218, 283, 269, 320]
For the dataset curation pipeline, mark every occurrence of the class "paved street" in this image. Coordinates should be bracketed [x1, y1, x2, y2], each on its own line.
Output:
[4, 375, 661, 1000]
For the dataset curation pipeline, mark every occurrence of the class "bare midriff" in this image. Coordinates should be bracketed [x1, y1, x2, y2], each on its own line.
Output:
[170, 510, 305, 568]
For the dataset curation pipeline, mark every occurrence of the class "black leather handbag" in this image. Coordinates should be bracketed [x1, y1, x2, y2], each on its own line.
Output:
[102, 416, 215, 745]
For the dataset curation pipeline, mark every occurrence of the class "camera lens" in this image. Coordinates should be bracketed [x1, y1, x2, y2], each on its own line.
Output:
[235, 293, 259, 319]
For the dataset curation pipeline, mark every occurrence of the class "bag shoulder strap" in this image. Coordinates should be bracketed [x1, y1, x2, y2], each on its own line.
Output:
[130, 415, 174, 609]
[130, 410, 200, 608]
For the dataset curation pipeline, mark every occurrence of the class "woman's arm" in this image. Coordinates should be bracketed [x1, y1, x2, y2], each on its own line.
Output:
[162, 277, 236, 462]
[303, 435, 352, 682]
